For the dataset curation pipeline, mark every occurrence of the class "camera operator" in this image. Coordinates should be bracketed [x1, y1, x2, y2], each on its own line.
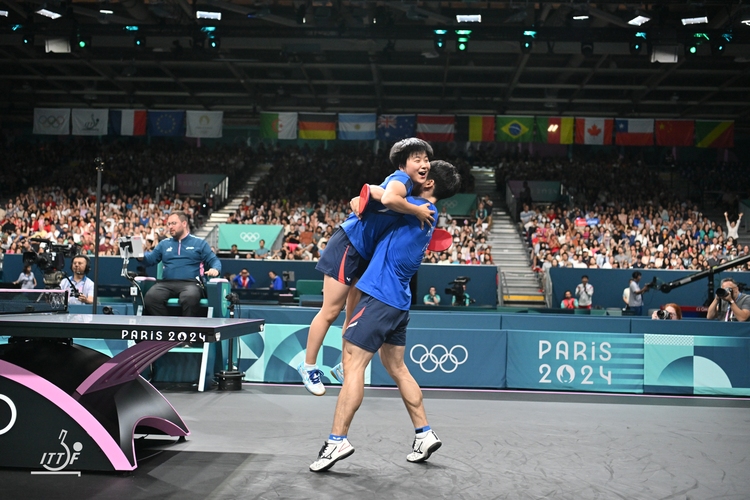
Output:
[627, 271, 652, 316]
[651, 303, 682, 320]
[59, 255, 95, 305]
[706, 278, 750, 322]
[451, 284, 471, 306]
[140, 211, 221, 317]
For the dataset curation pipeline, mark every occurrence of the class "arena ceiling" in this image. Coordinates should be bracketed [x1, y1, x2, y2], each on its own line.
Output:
[1, 1, 750, 129]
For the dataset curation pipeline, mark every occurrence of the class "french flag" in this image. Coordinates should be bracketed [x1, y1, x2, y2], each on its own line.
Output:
[615, 119, 654, 146]
[109, 109, 147, 136]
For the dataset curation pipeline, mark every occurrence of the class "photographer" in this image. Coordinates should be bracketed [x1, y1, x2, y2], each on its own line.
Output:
[651, 303, 682, 320]
[450, 284, 472, 306]
[706, 278, 750, 322]
[59, 255, 94, 305]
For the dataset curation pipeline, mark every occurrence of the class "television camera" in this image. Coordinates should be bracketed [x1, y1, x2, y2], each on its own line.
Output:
[22, 238, 78, 288]
[445, 276, 475, 306]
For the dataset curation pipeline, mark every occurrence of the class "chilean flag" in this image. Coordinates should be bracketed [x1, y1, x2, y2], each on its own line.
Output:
[615, 119, 654, 146]
[109, 109, 147, 136]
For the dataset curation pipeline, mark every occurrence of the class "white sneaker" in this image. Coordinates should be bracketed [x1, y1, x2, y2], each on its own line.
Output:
[297, 363, 325, 396]
[406, 430, 442, 463]
[330, 362, 344, 384]
[309, 439, 355, 472]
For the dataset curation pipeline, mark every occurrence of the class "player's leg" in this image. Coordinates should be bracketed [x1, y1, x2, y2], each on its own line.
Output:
[305, 275, 349, 365]
[144, 282, 171, 316]
[330, 281, 362, 384]
[380, 342, 442, 463]
[309, 339, 373, 472]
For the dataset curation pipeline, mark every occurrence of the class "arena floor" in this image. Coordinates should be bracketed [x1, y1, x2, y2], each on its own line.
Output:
[4, 385, 750, 500]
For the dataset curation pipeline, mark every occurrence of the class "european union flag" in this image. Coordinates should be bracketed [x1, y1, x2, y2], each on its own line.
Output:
[377, 114, 416, 142]
[147, 111, 185, 137]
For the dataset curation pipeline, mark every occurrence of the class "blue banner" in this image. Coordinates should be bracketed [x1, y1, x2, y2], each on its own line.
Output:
[506, 330, 644, 393]
[147, 110, 185, 137]
[371, 329, 506, 389]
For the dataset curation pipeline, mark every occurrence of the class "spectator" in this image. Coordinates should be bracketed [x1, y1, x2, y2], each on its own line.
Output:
[13, 264, 37, 289]
[232, 268, 255, 289]
[560, 290, 578, 309]
[575, 275, 594, 309]
[269, 270, 283, 290]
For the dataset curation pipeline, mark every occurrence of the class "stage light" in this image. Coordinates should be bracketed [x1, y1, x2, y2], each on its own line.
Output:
[77, 35, 91, 49]
[99, 9, 113, 15]
[434, 29, 447, 51]
[629, 40, 642, 55]
[455, 29, 471, 52]
[628, 13, 650, 26]
[134, 35, 145, 48]
[197, 11, 221, 20]
[207, 34, 220, 49]
[681, 15, 708, 25]
[521, 30, 536, 54]
[456, 14, 481, 23]
[1, 10, 9, 17]
[36, 8, 62, 20]
[23, 34, 34, 45]
[124, 26, 139, 31]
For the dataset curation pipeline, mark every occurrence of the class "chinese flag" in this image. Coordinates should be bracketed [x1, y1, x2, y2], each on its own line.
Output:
[655, 120, 694, 146]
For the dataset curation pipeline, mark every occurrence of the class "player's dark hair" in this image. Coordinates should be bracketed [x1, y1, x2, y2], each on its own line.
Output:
[428, 160, 461, 201]
[389, 138, 434, 168]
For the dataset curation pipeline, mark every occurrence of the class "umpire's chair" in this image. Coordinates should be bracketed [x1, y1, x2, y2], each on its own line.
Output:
[134, 275, 232, 392]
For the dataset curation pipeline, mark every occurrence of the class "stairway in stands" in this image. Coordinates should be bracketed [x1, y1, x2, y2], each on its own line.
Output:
[193, 163, 271, 242]
[472, 168, 546, 307]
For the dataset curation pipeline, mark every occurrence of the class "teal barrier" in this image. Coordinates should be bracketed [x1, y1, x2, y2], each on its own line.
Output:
[435, 193, 477, 216]
[218, 224, 284, 251]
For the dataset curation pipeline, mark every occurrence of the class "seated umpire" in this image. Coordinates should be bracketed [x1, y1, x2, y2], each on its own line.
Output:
[141, 211, 221, 316]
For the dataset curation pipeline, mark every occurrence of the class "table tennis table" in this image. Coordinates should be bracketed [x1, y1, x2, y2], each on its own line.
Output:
[0, 290, 264, 472]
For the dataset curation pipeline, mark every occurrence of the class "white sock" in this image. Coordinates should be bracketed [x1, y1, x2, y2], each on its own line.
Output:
[304, 363, 317, 371]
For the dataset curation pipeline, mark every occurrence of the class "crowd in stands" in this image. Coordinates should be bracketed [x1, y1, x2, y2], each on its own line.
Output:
[494, 157, 749, 275]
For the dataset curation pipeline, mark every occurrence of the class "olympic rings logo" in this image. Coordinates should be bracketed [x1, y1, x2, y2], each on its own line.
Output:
[0, 394, 17, 436]
[442, 200, 458, 209]
[37, 115, 66, 128]
[410, 344, 468, 373]
[239, 232, 260, 243]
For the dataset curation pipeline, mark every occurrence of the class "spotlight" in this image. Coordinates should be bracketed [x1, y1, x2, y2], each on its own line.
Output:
[629, 40, 642, 55]
[76, 34, 91, 49]
[434, 29, 447, 52]
[455, 29, 471, 52]
[521, 30, 536, 54]
[134, 35, 146, 48]
[207, 34, 220, 49]
[681, 15, 708, 26]
[581, 40, 594, 56]
[628, 12, 650, 26]
[23, 33, 34, 45]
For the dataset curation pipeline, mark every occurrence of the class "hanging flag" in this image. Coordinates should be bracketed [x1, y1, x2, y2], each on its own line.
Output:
[109, 109, 147, 136]
[259, 112, 298, 140]
[575, 117, 614, 145]
[338, 113, 376, 140]
[71, 108, 108, 136]
[615, 119, 654, 146]
[148, 111, 185, 137]
[298, 113, 336, 140]
[33, 108, 70, 135]
[186, 110, 223, 138]
[455, 115, 495, 142]
[655, 120, 694, 147]
[377, 114, 416, 142]
[535, 117, 574, 144]
[695, 120, 734, 148]
[416, 115, 455, 142]
[496, 116, 534, 142]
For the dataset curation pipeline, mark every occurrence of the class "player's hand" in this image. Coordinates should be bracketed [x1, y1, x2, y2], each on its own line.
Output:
[416, 203, 435, 229]
[206, 268, 219, 277]
[350, 196, 361, 218]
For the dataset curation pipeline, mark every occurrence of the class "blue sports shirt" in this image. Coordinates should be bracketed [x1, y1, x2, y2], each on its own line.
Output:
[142, 233, 221, 280]
[356, 197, 436, 310]
[340, 170, 413, 261]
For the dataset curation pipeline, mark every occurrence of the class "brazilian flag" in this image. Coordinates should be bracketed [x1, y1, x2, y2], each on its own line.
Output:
[496, 116, 534, 142]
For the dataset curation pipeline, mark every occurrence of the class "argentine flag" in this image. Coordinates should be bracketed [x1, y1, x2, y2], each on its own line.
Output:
[338, 113, 376, 140]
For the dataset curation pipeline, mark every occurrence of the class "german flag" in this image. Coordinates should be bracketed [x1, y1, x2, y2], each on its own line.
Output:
[298, 113, 336, 140]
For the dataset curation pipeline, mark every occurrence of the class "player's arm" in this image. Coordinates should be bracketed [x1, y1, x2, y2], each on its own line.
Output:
[380, 181, 434, 228]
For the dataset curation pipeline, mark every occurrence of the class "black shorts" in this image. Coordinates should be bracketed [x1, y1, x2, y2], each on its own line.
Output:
[315, 229, 368, 285]
[343, 293, 409, 353]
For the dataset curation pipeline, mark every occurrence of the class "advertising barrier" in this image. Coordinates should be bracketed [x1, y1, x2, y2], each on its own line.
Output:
[506, 330, 644, 393]
[218, 224, 284, 251]
[370, 329, 507, 389]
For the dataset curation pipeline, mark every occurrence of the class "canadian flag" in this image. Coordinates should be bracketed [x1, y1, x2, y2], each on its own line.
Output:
[575, 118, 614, 145]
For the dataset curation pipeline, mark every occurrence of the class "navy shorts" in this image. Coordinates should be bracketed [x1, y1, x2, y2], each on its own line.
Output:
[315, 229, 368, 285]
[343, 293, 409, 353]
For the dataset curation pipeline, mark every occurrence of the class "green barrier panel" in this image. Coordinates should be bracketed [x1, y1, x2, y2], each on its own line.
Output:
[436, 193, 477, 216]
[218, 224, 283, 251]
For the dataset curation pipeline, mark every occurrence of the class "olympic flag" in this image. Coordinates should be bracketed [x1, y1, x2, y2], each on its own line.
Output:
[33, 108, 70, 135]
[186, 111, 223, 138]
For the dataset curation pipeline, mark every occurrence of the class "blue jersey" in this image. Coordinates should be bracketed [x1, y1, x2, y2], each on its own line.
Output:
[356, 197, 436, 310]
[341, 170, 413, 261]
[142, 233, 221, 280]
